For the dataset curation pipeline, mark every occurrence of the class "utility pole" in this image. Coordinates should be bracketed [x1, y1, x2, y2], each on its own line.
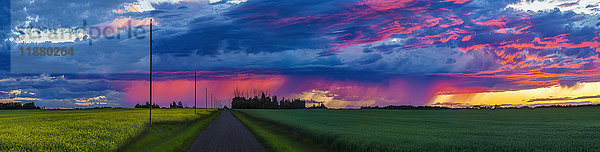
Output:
[149, 19, 153, 124]
[205, 88, 207, 110]
[211, 94, 213, 109]
[194, 70, 197, 114]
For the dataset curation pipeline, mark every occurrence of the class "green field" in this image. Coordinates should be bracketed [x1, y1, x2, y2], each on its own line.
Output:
[232, 110, 329, 152]
[0, 108, 217, 152]
[236, 107, 600, 152]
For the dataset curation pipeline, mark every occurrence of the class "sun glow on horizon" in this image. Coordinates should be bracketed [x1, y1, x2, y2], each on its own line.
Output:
[430, 81, 600, 108]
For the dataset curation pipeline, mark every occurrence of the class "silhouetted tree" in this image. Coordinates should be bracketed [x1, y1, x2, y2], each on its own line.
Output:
[271, 95, 278, 108]
[0, 102, 40, 109]
[135, 102, 160, 108]
[231, 91, 306, 109]
[169, 101, 184, 108]
[309, 103, 328, 109]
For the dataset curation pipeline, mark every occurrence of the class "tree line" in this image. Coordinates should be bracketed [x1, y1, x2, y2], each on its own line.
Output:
[134, 102, 160, 108]
[0, 102, 40, 109]
[231, 91, 306, 109]
[169, 101, 184, 108]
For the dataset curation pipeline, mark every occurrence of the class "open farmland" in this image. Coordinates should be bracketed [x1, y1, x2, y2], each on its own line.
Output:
[236, 107, 600, 152]
[0, 108, 215, 152]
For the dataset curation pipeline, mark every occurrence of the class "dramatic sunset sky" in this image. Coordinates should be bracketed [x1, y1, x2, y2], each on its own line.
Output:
[1, 0, 599, 108]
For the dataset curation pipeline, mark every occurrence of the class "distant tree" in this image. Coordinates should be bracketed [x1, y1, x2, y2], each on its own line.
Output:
[271, 95, 278, 108]
[260, 93, 267, 109]
[309, 103, 328, 109]
[230, 91, 306, 109]
[280, 97, 287, 108]
[169, 101, 184, 108]
[135, 102, 160, 108]
[0, 102, 40, 109]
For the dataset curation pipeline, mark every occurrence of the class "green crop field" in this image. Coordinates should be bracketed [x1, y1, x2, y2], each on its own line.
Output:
[0, 108, 216, 152]
[236, 107, 600, 152]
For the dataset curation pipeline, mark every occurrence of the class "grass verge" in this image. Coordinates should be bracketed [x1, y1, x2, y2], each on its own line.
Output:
[120, 110, 221, 152]
[231, 110, 331, 152]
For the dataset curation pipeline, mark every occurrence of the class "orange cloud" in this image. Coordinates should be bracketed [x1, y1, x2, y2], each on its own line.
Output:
[113, 3, 143, 13]
[110, 17, 157, 28]
[441, 0, 470, 4]
[474, 18, 508, 27]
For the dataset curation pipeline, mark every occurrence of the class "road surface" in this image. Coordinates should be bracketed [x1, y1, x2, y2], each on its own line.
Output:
[187, 110, 266, 152]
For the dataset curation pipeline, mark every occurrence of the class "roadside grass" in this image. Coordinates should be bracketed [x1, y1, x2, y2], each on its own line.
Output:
[231, 110, 331, 152]
[236, 107, 600, 152]
[0, 108, 218, 152]
[121, 109, 221, 152]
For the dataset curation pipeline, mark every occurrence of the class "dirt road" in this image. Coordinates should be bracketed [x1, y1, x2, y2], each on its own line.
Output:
[187, 110, 266, 152]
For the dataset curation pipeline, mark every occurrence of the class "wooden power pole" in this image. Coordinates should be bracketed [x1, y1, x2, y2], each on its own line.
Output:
[149, 19, 153, 124]
[194, 70, 197, 114]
